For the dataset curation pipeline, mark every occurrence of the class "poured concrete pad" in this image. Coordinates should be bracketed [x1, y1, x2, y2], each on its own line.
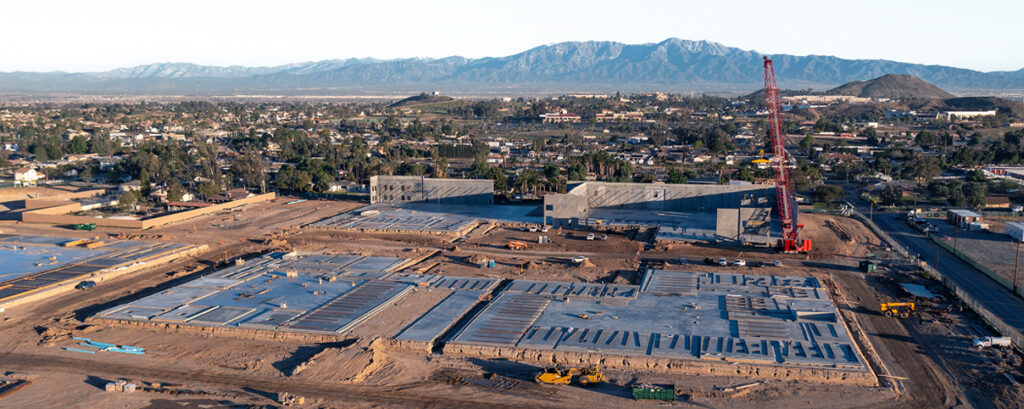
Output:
[449, 270, 866, 369]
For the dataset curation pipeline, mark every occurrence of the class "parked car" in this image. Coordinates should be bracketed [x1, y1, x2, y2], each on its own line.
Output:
[75, 280, 96, 290]
[541, 226, 549, 232]
[773, 260, 783, 267]
[750, 261, 764, 267]
[586, 233, 596, 241]
[599, 234, 608, 241]
[733, 259, 746, 266]
[704, 257, 716, 265]
[529, 225, 539, 232]
[717, 257, 728, 266]
[924, 225, 939, 233]
[678, 257, 687, 265]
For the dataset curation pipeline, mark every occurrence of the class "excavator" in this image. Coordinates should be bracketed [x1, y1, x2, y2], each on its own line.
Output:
[534, 365, 604, 386]
[880, 302, 916, 318]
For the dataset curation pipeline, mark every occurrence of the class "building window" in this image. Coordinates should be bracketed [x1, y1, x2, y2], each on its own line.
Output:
[545, 205, 553, 211]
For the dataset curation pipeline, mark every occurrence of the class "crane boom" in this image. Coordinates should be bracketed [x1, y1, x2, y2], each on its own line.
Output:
[763, 57, 810, 253]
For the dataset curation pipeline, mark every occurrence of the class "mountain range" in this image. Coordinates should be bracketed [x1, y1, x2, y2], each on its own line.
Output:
[2, 39, 1022, 96]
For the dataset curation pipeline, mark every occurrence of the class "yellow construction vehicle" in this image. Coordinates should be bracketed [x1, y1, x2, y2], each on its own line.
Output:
[534, 365, 604, 386]
[507, 241, 528, 250]
[880, 302, 916, 318]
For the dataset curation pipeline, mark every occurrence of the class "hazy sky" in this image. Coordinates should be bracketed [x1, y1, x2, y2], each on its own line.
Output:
[3, 0, 1021, 72]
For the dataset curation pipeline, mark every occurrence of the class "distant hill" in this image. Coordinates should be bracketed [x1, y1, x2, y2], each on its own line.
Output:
[1, 39, 1023, 95]
[389, 93, 455, 107]
[826, 74, 955, 100]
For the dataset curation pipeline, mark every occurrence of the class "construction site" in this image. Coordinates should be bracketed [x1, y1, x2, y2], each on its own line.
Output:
[0, 61, 1020, 408]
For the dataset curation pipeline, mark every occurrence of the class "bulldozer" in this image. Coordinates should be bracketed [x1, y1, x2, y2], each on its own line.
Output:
[880, 302, 916, 318]
[507, 241, 528, 250]
[534, 365, 604, 386]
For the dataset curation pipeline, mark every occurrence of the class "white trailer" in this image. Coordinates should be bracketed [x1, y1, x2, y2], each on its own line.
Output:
[1006, 222, 1024, 242]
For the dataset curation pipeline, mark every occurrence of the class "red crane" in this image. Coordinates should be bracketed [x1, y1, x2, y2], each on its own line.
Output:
[763, 57, 811, 253]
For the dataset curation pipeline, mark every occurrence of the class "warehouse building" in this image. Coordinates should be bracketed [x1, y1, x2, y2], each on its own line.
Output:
[370, 175, 494, 206]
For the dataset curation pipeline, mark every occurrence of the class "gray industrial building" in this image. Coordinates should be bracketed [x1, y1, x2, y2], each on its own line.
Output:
[542, 182, 779, 245]
[370, 175, 494, 206]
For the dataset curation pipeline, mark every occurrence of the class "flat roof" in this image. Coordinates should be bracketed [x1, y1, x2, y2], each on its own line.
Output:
[948, 209, 982, 217]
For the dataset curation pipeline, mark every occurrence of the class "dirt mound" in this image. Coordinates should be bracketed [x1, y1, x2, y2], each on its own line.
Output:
[465, 254, 487, 265]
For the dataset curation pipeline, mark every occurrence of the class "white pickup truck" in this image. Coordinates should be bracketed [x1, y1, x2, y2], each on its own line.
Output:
[972, 336, 1012, 349]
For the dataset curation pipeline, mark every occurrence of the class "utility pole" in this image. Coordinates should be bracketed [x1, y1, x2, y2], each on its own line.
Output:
[1014, 240, 1021, 294]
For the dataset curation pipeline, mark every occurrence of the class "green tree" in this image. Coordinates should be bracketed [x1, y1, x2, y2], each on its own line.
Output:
[903, 154, 941, 182]
[814, 185, 844, 203]
[799, 134, 814, 152]
[79, 166, 94, 182]
[863, 128, 879, 146]
[966, 169, 986, 183]
[228, 154, 267, 192]
[68, 135, 88, 154]
[198, 180, 220, 199]
[965, 182, 987, 207]
[879, 185, 902, 206]
[612, 161, 633, 183]
[167, 180, 186, 202]
[737, 167, 754, 182]
[139, 168, 152, 198]
[872, 158, 893, 174]
[567, 163, 587, 181]
[666, 168, 687, 184]
[432, 158, 449, 178]
[117, 191, 139, 212]
[32, 144, 49, 161]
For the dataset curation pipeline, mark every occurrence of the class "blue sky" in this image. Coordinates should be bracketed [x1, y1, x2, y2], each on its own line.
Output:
[4, 0, 1021, 72]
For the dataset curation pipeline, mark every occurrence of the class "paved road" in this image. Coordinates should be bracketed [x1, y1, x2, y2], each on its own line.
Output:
[873, 212, 1024, 344]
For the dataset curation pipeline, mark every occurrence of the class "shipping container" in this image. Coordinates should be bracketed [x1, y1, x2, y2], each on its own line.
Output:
[968, 222, 989, 232]
[632, 385, 675, 401]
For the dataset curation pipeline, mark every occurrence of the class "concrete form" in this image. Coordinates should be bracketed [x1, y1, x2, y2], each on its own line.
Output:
[370, 175, 493, 206]
[90, 253, 872, 384]
[310, 203, 541, 237]
[448, 270, 865, 371]
[311, 204, 482, 237]
[95, 252, 500, 340]
[0, 234, 206, 309]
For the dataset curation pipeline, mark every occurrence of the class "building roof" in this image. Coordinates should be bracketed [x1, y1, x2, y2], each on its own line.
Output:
[948, 209, 981, 218]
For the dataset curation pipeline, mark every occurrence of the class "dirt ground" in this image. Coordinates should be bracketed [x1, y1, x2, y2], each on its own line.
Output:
[0, 201, 1021, 408]
[799, 213, 886, 258]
